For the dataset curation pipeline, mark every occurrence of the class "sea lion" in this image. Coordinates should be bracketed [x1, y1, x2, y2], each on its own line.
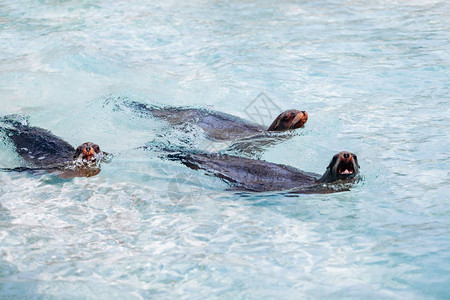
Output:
[167, 150, 360, 193]
[107, 99, 308, 141]
[0, 116, 108, 178]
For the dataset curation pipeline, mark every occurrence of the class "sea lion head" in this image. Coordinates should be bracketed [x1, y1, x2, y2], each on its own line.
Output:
[74, 142, 101, 164]
[267, 110, 308, 131]
[319, 151, 360, 183]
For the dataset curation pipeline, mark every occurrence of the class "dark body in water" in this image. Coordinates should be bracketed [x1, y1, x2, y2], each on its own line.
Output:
[0, 116, 107, 178]
[108, 99, 308, 141]
[168, 150, 360, 193]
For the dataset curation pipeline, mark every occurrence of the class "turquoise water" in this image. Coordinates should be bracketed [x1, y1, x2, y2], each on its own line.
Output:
[1, 0, 449, 298]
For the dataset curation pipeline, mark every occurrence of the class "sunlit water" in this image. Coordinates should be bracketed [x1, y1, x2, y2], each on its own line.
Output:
[1, 0, 449, 298]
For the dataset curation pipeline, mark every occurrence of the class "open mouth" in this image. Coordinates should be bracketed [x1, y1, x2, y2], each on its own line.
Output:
[82, 155, 96, 162]
[78, 149, 100, 164]
[337, 160, 355, 177]
[73, 142, 102, 167]
[81, 152, 97, 162]
[81, 146, 100, 162]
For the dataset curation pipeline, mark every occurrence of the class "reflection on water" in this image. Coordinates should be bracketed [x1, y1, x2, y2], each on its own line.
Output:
[1, 0, 449, 298]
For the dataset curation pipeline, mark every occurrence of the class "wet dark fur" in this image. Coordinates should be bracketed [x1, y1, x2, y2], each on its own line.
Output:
[1, 117, 75, 168]
[113, 100, 265, 141]
[0, 116, 106, 178]
[167, 151, 359, 193]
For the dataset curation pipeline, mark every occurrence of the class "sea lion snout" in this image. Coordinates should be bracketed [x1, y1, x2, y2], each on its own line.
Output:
[319, 151, 360, 183]
[268, 109, 308, 131]
[82, 146, 96, 159]
[291, 110, 308, 129]
[335, 151, 359, 179]
[75, 142, 101, 162]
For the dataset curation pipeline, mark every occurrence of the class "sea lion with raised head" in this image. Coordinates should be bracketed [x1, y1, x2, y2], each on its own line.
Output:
[167, 150, 360, 193]
[0, 116, 109, 178]
[107, 99, 308, 141]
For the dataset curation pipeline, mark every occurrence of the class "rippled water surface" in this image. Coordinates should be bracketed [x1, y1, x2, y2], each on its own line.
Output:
[1, 0, 449, 298]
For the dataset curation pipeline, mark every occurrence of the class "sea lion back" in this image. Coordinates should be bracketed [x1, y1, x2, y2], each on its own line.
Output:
[1, 115, 75, 167]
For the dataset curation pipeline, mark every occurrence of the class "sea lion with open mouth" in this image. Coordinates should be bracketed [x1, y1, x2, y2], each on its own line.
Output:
[107, 99, 308, 141]
[167, 150, 360, 193]
[0, 116, 109, 178]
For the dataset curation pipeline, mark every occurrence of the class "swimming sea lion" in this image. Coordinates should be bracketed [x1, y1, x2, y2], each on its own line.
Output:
[167, 150, 360, 193]
[0, 116, 108, 178]
[107, 99, 308, 141]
